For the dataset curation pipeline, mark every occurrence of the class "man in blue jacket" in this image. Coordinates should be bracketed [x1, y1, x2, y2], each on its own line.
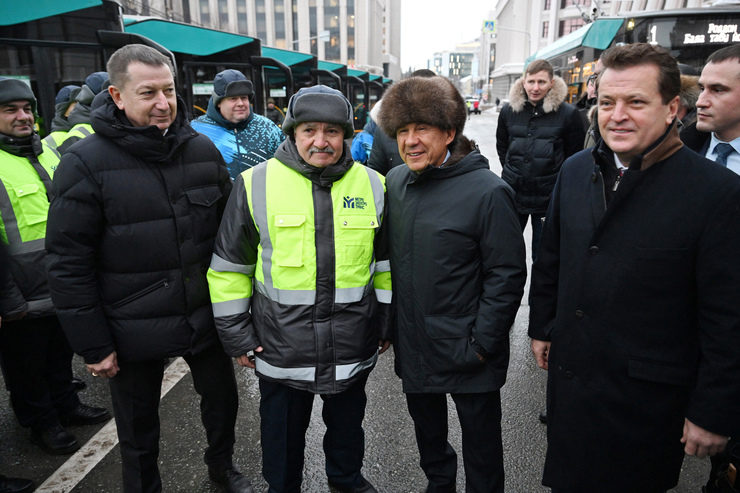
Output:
[192, 69, 283, 179]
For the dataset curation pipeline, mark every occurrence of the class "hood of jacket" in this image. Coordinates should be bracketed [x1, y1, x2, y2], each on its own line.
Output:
[205, 95, 253, 131]
[90, 92, 198, 163]
[66, 85, 98, 126]
[273, 137, 353, 187]
[369, 99, 381, 122]
[508, 75, 567, 113]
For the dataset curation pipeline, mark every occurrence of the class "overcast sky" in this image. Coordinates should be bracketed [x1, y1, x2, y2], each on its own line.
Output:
[400, 0, 497, 72]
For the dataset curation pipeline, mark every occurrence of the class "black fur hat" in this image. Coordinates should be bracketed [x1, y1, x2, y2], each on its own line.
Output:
[378, 76, 467, 139]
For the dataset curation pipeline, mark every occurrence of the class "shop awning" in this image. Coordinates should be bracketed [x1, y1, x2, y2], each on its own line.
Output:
[318, 60, 345, 72]
[347, 68, 368, 78]
[124, 17, 256, 57]
[262, 47, 314, 67]
[526, 18, 623, 65]
[2, 0, 102, 26]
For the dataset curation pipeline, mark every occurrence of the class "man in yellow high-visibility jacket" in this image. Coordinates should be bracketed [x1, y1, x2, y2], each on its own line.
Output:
[207, 85, 391, 493]
[0, 78, 110, 456]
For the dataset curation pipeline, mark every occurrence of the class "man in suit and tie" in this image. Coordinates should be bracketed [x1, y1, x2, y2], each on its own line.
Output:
[681, 44, 740, 173]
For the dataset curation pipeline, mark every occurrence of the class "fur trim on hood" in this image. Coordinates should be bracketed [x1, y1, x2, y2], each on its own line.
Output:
[508, 75, 568, 113]
[378, 76, 467, 139]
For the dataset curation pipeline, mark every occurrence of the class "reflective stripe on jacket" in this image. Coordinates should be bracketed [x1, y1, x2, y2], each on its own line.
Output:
[207, 157, 391, 393]
[0, 145, 59, 317]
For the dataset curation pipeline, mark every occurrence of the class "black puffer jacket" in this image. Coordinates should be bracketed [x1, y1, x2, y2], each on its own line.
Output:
[496, 76, 585, 214]
[46, 93, 231, 364]
[387, 140, 526, 393]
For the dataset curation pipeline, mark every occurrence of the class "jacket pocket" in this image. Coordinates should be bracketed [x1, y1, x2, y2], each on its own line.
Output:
[184, 185, 222, 207]
[423, 314, 484, 374]
[627, 357, 694, 386]
[14, 183, 48, 227]
[336, 214, 377, 268]
[273, 214, 305, 267]
[109, 279, 170, 309]
[185, 185, 223, 243]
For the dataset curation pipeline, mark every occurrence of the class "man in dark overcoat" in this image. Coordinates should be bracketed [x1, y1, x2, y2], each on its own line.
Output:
[379, 76, 526, 493]
[529, 43, 740, 493]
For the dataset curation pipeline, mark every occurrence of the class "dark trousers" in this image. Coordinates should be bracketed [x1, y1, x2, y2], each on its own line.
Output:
[108, 344, 239, 493]
[0, 316, 79, 428]
[406, 391, 504, 493]
[519, 213, 545, 262]
[259, 375, 369, 493]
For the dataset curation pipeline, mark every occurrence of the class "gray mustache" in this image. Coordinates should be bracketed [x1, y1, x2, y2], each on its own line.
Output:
[309, 146, 334, 155]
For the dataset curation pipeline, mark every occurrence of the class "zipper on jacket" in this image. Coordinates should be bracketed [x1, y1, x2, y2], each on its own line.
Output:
[612, 173, 622, 192]
[110, 279, 170, 308]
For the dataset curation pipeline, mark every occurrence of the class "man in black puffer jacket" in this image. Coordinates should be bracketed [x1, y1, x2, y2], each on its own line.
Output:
[46, 45, 253, 493]
[496, 59, 585, 261]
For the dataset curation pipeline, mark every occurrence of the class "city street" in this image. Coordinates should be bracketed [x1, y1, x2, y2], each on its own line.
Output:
[0, 108, 710, 492]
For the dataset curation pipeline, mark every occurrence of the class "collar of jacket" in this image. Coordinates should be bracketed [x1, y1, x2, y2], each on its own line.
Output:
[680, 120, 710, 154]
[273, 137, 353, 187]
[205, 96, 254, 131]
[508, 75, 567, 114]
[0, 132, 42, 158]
[593, 119, 684, 173]
[408, 142, 488, 184]
[91, 92, 198, 163]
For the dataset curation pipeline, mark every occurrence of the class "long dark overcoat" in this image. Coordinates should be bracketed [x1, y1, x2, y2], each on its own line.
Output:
[529, 125, 740, 492]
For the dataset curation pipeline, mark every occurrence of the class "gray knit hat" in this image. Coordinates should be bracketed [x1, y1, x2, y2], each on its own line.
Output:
[0, 78, 37, 114]
[282, 85, 354, 139]
[212, 69, 254, 106]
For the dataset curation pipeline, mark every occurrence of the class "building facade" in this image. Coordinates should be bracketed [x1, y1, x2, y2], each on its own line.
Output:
[490, 0, 723, 102]
[118, 0, 402, 80]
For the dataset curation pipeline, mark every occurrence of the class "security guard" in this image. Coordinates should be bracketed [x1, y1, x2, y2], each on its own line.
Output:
[0, 78, 109, 455]
[207, 85, 391, 493]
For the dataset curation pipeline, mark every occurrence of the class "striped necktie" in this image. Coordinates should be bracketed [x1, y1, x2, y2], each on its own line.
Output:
[714, 143, 735, 167]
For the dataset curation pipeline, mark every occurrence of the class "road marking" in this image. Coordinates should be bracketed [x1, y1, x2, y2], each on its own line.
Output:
[36, 357, 191, 492]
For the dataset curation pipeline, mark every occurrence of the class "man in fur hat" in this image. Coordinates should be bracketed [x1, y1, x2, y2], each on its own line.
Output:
[496, 59, 585, 262]
[379, 76, 526, 493]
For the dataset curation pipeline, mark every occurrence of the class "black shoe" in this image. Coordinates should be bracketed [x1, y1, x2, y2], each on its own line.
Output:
[538, 409, 547, 424]
[208, 466, 254, 493]
[329, 477, 378, 493]
[60, 404, 111, 426]
[71, 377, 87, 392]
[0, 474, 35, 493]
[30, 423, 80, 455]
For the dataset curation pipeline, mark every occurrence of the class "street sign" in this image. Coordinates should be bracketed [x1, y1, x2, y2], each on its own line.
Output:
[483, 20, 496, 34]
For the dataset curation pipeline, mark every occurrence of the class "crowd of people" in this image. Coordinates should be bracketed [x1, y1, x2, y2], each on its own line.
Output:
[0, 40, 739, 493]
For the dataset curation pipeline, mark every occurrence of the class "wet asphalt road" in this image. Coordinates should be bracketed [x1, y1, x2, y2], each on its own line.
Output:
[0, 108, 710, 492]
